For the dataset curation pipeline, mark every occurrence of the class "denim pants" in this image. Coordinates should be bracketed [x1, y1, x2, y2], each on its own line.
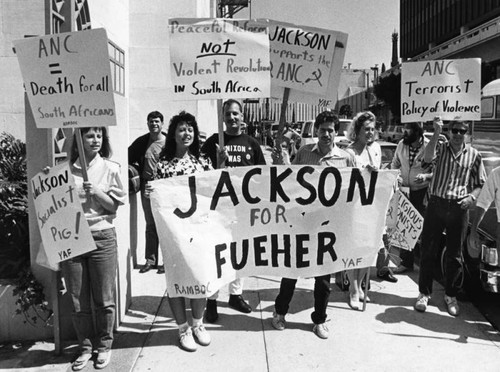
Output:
[141, 188, 159, 265]
[400, 187, 427, 268]
[274, 275, 331, 324]
[418, 196, 468, 297]
[61, 228, 118, 354]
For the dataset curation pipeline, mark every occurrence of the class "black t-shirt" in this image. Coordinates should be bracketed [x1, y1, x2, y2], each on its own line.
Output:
[202, 132, 266, 167]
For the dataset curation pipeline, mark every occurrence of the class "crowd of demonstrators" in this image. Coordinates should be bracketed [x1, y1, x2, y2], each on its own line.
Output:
[390, 122, 432, 274]
[343, 111, 398, 310]
[145, 111, 214, 352]
[128, 111, 166, 274]
[270, 111, 355, 339]
[50, 127, 126, 370]
[201, 99, 266, 323]
[415, 117, 486, 317]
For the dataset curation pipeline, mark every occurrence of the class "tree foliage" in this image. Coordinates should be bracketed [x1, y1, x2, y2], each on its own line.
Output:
[374, 71, 401, 119]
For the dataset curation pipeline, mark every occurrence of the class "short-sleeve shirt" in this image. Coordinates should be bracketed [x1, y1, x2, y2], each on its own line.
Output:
[202, 132, 266, 167]
[71, 154, 126, 231]
[154, 153, 213, 179]
[345, 141, 382, 168]
[476, 166, 500, 222]
[293, 143, 355, 167]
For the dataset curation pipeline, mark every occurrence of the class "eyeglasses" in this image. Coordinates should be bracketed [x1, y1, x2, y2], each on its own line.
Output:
[451, 128, 468, 135]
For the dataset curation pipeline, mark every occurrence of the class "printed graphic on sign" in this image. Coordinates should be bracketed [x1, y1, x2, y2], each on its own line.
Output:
[13, 28, 116, 128]
[150, 166, 398, 298]
[168, 18, 271, 100]
[32, 163, 95, 266]
[401, 58, 481, 123]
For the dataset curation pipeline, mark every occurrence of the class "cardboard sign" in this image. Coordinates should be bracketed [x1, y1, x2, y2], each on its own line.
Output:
[387, 191, 423, 251]
[32, 163, 95, 266]
[13, 28, 116, 128]
[168, 18, 271, 100]
[150, 166, 398, 298]
[401, 58, 481, 123]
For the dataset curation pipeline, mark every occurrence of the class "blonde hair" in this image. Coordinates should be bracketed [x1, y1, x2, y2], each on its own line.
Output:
[346, 111, 376, 142]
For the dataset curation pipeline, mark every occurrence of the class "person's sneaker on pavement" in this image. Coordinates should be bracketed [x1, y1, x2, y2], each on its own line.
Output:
[444, 295, 460, 316]
[228, 294, 252, 313]
[414, 293, 430, 312]
[179, 327, 197, 352]
[312, 322, 329, 339]
[271, 312, 286, 330]
[205, 299, 218, 323]
[192, 324, 211, 346]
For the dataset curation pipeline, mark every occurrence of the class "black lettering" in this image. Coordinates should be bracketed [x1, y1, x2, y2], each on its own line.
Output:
[317, 232, 337, 265]
[347, 168, 377, 205]
[230, 240, 249, 270]
[295, 166, 316, 205]
[318, 167, 341, 206]
[174, 176, 197, 218]
[242, 167, 261, 204]
[210, 171, 239, 210]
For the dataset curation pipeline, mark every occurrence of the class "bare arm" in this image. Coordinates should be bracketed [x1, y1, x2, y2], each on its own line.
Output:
[423, 116, 443, 163]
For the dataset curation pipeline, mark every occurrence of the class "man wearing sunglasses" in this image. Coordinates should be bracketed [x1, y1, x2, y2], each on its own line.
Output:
[414, 117, 486, 317]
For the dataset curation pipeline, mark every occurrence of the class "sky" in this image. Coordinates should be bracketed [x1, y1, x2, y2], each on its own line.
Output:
[238, 0, 400, 71]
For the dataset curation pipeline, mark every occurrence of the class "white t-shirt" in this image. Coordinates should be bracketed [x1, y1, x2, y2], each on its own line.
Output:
[476, 166, 500, 222]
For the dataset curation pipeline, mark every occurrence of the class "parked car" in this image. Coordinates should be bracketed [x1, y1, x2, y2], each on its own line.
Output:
[380, 125, 405, 143]
[423, 132, 448, 144]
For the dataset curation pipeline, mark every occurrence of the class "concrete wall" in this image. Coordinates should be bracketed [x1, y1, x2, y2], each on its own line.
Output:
[0, 0, 44, 139]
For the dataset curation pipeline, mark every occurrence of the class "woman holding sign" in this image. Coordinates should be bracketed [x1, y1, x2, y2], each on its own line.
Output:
[146, 111, 213, 352]
[59, 127, 125, 370]
[344, 111, 397, 310]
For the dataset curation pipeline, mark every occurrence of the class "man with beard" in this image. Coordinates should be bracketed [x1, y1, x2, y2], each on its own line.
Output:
[201, 99, 266, 323]
[390, 122, 433, 273]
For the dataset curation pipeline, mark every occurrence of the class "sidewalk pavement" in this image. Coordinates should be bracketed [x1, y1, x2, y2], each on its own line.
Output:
[1, 265, 500, 372]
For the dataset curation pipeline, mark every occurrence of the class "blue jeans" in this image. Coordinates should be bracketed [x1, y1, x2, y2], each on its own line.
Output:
[141, 187, 159, 265]
[418, 196, 468, 297]
[61, 228, 118, 354]
[274, 275, 331, 324]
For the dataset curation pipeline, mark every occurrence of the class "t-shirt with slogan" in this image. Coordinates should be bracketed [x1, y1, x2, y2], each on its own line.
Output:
[202, 132, 266, 167]
[142, 137, 166, 181]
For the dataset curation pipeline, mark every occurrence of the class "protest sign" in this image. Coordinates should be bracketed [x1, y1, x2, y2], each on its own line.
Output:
[32, 163, 95, 266]
[401, 58, 481, 123]
[168, 18, 271, 100]
[13, 28, 116, 128]
[262, 20, 347, 107]
[150, 166, 398, 298]
[387, 191, 423, 251]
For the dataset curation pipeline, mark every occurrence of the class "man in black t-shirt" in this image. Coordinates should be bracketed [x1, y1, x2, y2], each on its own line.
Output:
[201, 99, 266, 323]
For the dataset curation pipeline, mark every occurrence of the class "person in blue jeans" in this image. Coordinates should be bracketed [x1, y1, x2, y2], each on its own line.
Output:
[128, 111, 166, 274]
[58, 127, 125, 370]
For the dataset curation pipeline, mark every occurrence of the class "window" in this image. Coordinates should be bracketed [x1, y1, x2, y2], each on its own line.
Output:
[108, 40, 125, 95]
[481, 96, 494, 119]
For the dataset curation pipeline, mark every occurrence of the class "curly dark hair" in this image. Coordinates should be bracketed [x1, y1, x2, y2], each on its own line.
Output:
[160, 111, 201, 161]
[70, 127, 112, 163]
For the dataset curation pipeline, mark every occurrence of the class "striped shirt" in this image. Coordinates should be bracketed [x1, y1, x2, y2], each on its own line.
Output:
[293, 143, 355, 167]
[426, 142, 486, 200]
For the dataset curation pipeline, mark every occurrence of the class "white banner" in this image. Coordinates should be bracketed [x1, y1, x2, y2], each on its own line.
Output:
[168, 18, 271, 100]
[31, 163, 95, 266]
[150, 166, 398, 298]
[13, 28, 116, 128]
[401, 58, 481, 123]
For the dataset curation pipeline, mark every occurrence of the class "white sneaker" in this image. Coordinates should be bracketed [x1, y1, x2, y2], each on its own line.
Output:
[312, 322, 329, 339]
[192, 324, 211, 346]
[271, 312, 286, 330]
[444, 295, 460, 316]
[179, 327, 197, 352]
[414, 293, 430, 312]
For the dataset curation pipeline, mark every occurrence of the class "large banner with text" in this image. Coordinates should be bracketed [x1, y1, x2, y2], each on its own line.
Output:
[13, 28, 116, 128]
[150, 166, 398, 298]
[32, 163, 95, 266]
[168, 18, 271, 100]
[401, 58, 481, 123]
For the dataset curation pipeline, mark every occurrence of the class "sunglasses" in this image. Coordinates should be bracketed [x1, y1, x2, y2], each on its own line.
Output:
[451, 128, 467, 135]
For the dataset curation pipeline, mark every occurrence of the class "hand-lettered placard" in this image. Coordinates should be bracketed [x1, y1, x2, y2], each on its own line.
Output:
[150, 166, 398, 298]
[32, 163, 95, 266]
[401, 58, 481, 123]
[168, 18, 271, 100]
[387, 191, 423, 251]
[13, 28, 116, 128]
